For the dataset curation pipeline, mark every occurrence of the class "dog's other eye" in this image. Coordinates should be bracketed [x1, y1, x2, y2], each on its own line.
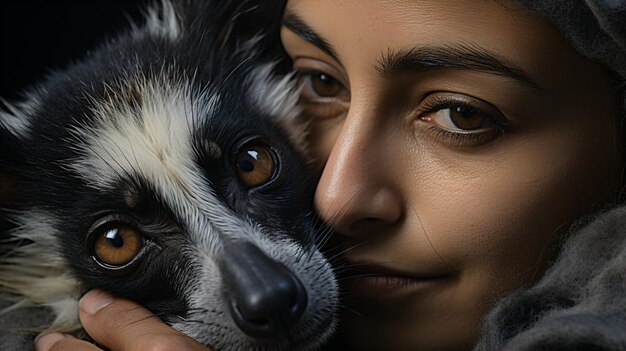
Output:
[93, 225, 144, 267]
[235, 144, 277, 188]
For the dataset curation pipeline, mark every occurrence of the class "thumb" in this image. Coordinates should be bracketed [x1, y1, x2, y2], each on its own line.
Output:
[79, 289, 211, 351]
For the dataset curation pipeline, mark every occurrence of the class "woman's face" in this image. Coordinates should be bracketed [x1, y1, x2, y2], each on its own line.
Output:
[281, 0, 623, 350]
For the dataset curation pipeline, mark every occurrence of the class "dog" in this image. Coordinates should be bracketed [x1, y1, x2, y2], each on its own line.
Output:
[0, 1, 338, 350]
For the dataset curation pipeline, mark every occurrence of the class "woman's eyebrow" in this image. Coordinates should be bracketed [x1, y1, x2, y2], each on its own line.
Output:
[282, 11, 339, 60]
[378, 44, 544, 90]
[282, 12, 544, 91]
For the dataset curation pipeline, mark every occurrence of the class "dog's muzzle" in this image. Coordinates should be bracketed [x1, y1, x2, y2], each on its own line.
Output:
[220, 241, 308, 338]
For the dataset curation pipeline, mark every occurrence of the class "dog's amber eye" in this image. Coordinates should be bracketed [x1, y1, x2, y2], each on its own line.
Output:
[94, 225, 144, 267]
[235, 145, 276, 188]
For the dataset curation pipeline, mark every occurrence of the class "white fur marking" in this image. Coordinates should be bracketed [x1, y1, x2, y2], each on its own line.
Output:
[247, 63, 310, 157]
[248, 63, 301, 122]
[138, 0, 181, 40]
[0, 211, 82, 334]
[43, 71, 334, 349]
[0, 98, 34, 137]
[70, 75, 259, 254]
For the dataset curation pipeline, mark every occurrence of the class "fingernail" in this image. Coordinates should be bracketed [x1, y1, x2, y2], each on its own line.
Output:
[80, 289, 113, 315]
[35, 333, 65, 351]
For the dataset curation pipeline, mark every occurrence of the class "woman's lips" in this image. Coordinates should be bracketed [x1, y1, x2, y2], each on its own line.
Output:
[340, 262, 451, 299]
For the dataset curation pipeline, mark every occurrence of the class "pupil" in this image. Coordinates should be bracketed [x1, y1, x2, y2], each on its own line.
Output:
[313, 73, 340, 97]
[455, 106, 475, 119]
[107, 232, 124, 248]
[238, 159, 254, 172]
[319, 73, 333, 84]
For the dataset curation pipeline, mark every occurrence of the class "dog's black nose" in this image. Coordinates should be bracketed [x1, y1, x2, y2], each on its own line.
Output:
[220, 241, 308, 338]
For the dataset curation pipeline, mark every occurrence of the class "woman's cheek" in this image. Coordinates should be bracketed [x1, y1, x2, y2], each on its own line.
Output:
[306, 114, 346, 165]
[417, 113, 619, 285]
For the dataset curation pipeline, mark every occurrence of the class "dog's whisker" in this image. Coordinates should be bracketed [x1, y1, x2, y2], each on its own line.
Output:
[0, 3, 341, 350]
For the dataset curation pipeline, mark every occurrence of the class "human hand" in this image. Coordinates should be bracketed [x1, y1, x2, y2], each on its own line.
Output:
[35, 289, 212, 351]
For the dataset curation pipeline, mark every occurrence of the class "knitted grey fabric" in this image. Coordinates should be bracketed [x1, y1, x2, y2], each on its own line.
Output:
[475, 5, 626, 347]
[586, 0, 626, 51]
[474, 206, 626, 350]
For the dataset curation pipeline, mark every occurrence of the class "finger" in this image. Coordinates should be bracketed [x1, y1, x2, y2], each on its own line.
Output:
[79, 289, 211, 351]
[36, 333, 101, 351]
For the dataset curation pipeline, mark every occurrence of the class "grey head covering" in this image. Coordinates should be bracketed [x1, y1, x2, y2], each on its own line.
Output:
[474, 206, 626, 350]
[519, 0, 626, 120]
[473, 3, 626, 351]
[517, 0, 625, 79]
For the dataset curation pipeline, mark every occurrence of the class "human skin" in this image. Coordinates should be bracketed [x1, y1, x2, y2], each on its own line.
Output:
[282, 0, 623, 350]
[37, 1, 624, 351]
[35, 290, 211, 351]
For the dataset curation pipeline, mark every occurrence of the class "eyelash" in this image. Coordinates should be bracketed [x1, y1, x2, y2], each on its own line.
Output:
[296, 70, 348, 95]
[294, 69, 350, 119]
[294, 66, 512, 146]
[418, 96, 512, 146]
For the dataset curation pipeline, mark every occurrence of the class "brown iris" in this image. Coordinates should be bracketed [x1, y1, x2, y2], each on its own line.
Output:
[308, 72, 344, 97]
[235, 145, 276, 188]
[94, 225, 144, 267]
[449, 105, 491, 130]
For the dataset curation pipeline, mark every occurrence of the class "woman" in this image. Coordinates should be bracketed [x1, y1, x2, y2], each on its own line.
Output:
[36, 0, 626, 350]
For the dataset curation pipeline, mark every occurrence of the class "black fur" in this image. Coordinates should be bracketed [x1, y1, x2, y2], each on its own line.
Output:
[0, 1, 337, 350]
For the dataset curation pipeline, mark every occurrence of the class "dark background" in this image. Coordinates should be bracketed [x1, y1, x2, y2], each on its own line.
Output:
[0, 1, 147, 101]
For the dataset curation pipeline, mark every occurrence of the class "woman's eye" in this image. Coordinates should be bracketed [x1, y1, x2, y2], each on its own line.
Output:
[423, 105, 495, 132]
[93, 225, 144, 267]
[294, 69, 350, 120]
[298, 71, 348, 99]
[235, 144, 277, 188]
[419, 96, 511, 146]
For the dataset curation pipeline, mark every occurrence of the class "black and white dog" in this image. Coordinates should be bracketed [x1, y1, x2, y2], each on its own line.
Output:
[0, 1, 338, 350]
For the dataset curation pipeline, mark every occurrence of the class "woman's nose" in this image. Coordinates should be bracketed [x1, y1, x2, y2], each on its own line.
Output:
[314, 117, 403, 237]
